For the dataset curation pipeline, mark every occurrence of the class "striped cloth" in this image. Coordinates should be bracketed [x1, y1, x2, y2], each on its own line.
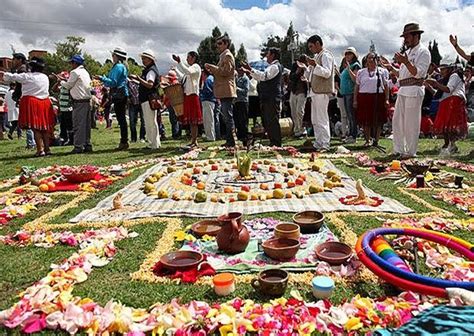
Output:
[70, 158, 412, 223]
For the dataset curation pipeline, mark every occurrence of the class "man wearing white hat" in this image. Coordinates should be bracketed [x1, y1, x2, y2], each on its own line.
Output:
[130, 50, 161, 149]
[381, 23, 430, 159]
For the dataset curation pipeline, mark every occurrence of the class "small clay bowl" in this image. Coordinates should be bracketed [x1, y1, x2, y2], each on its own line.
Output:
[293, 211, 325, 233]
[262, 238, 300, 261]
[160, 251, 203, 270]
[191, 220, 222, 237]
[315, 242, 353, 265]
[274, 223, 300, 240]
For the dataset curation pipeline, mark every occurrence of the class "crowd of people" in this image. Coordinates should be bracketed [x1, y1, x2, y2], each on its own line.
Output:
[0, 22, 472, 159]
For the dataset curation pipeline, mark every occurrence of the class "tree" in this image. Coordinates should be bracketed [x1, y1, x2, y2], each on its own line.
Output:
[260, 22, 305, 68]
[235, 43, 248, 66]
[44, 36, 85, 74]
[429, 40, 442, 65]
[197, 27, 235, 67]
[43, 36, 107, 76]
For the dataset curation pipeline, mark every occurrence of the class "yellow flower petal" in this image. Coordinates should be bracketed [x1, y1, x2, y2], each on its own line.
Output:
[345, 317, 363, 331]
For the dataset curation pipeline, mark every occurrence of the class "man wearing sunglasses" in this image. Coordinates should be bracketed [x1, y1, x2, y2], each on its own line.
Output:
[205, 35, 238, 148]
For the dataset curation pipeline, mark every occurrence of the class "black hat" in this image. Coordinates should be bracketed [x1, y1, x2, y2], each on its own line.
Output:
[400, 23, 424, 37]
[28, 56, 46, 69]
[12, 53, 27, 61]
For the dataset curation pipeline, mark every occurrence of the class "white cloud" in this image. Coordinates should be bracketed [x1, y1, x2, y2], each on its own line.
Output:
[0, 0, 473, 71]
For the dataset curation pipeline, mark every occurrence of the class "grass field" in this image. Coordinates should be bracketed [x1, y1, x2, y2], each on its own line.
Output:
[0, 119, 472, 334]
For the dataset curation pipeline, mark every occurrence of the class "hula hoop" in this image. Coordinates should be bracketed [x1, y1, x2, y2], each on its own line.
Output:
[356, 237, 447, 297]
[356, 227, 474, 296]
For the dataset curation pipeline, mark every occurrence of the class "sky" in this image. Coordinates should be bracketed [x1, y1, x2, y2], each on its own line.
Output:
[0, 0, 473, 72]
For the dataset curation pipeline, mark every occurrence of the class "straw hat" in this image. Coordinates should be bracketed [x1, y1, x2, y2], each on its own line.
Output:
[111, 47, 127, 59]
[400, 23, 424, 37]
[139, 50, 156, 62]
[344, 47, 358, 58]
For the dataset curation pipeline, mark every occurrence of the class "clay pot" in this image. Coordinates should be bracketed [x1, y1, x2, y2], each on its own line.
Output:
[315, 241, 352, 265]
[274, 223, 300, 240]
[216, 212, 250, 254]
[251, 269, 289, 297]
[160, 251, 204, 271]
[293, 211, 325, 234]
[191, 220, 222, 237]
[262, 238, 300, 261]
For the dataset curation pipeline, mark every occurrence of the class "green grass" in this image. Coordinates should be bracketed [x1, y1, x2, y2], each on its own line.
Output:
[0, 119, 473, 334]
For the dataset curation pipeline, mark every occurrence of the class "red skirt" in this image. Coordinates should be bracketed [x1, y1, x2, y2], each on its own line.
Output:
[180, 94, 203, 126]
[433, 96, 468, 139]
[19, 96, 55, 131]
[356, 93, 387, 127]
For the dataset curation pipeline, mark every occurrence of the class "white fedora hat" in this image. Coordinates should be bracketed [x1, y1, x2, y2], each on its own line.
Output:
[111, 47, 127, 59]
[139, 50, 156, 61]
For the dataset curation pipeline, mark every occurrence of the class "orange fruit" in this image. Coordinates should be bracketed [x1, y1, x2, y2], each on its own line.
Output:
[196, 182, 206, 190]
[39, 184, 49, 192]
[47, 182, 56, 189]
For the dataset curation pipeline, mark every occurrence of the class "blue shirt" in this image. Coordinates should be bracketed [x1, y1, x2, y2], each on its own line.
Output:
[339, 62, 361, 95]
[200, 75, 216, 103]
[101, 62, 129, 96]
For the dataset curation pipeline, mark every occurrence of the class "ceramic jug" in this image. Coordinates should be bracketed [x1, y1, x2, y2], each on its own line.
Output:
[216, 212, 250, 254]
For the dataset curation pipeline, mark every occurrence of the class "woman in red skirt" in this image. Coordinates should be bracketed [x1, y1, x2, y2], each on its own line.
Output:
[172, 51, 202, 148]
[425, 64, 467, 155]
[0, 57, 54, 156]
[354, 53, 390, 147]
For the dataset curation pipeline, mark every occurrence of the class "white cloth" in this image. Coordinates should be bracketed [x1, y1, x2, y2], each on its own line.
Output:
[60, 65, 92, 100]
[356, 67, 389, 93]
[251, 60, 280, 82]
[311, 94, 330, 149]
[176, 62, 201, 95]
[141, 101, 161, 149]
[289, 92, 306, 135]
[3, 72, 49, 99]
[202, 100, 216, 141]
[146, 70, 157, 83]
[336, 96, 348, 137]
[397, 43, 431, 97]
[5, 89, 19, 121]
[249, 78, 258, 96]
[392, 95, 423, 157]
[441, 73, 466, 101]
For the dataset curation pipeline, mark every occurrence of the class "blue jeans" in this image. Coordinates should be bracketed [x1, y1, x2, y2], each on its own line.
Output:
[26, 129, 35, 147]
[128, 104, 145, 142]
[168, 106, 181, 138]
[343, 94, 357, 139]
[220, 98, 235, 145]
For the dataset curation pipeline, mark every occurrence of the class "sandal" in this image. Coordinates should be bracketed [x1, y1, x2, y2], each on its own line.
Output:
[34, 151, 45, 157]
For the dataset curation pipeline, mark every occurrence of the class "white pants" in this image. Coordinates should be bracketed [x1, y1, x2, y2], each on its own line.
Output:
[202, 101, 216, 141]
[141, 102, 161, 149]
[311, 94, 331, 149]
[392, 95, 423, 156]
[336, 96, 348, 138]
[289, 92, 306, 135]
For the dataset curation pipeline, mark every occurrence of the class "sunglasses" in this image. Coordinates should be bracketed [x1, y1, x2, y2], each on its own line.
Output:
[216, 41, 224, 46]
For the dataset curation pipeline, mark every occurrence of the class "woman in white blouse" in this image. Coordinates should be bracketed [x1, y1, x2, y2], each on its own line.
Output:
[353, 53, 390, 147]
[425, 64, 467, 154]
[173, 51, 202, 148]
[0, 57, 54, 156]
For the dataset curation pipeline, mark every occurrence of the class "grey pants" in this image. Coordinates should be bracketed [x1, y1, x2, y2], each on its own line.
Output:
[72, 101, 92, 150]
